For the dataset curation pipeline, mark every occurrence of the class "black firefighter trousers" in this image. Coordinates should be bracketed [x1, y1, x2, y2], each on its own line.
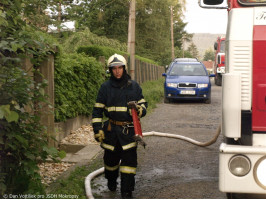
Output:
[104, 142, 137, 192]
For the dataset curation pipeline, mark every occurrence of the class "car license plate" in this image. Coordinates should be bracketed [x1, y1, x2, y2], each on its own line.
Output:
[180, 90, 195, 95]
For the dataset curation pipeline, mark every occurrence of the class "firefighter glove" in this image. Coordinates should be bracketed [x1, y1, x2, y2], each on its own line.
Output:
[129, 105, 143, 117]
[95, 130, 105, 143]
[136, 105, 143, 117]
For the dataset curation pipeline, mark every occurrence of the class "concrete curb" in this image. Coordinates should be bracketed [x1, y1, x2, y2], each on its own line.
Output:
[61, 144, 102, 163]
[59, 143, 87, 154]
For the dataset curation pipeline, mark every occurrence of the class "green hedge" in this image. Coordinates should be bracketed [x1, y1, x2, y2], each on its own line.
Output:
[54, 53, 105, 122]
[62, 28, 127, 54]
[77, 45, 158, 65]
[135, 55, 158, 65]
[77, 45, 126, 61]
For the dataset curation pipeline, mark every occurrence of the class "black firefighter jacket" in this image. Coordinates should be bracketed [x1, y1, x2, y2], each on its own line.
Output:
[92, 78, 148, 151]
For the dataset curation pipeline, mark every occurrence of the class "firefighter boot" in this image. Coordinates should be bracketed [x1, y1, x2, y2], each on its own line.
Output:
[107, 179, 117, 191]
[121, 191, 132, 199]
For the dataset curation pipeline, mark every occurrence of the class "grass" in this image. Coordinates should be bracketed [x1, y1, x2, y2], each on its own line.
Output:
[141, 78, 165, 113]
[47, 78, 165, 198]
[47, 158, 103, 199]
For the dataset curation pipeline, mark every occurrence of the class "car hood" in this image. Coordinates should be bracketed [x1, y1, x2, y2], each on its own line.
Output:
[166, 75, 210, 84]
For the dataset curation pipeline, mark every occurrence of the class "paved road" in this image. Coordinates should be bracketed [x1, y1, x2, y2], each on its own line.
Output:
[92, 81, 227, 199]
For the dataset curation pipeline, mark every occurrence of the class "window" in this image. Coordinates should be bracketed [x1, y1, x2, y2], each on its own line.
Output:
[220, 40, 225, 53]
[238, 0, 266, 5]
[169, 64, 207, 76]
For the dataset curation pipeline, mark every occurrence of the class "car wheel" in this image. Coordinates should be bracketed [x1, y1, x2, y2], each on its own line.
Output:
[164, 97, 170, 103]
[205, 98, 211, 104]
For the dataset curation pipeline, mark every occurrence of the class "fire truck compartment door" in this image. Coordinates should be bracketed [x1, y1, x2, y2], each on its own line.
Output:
[222, 73, 241, 138]
[256, 84, 266, 111]
[252, 25, 266, 132]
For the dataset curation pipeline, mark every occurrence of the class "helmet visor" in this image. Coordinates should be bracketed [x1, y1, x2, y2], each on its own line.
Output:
[109, 62, 125, 67]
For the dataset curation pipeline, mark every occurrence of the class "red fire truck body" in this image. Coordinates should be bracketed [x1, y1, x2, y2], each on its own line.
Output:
[200, 0, 266, 196]
[214, 36, 226, 86]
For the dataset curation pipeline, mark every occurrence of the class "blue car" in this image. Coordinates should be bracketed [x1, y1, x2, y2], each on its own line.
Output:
[162, 60, 215, 104]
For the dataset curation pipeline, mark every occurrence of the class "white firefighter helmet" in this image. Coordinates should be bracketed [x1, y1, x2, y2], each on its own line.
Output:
[107, 54, 127, 70]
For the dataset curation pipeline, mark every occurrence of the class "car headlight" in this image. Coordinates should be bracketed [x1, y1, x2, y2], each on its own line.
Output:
[167, 83, 178, 88]
[198, 84, 208, 88]
[254, 156, 266, 190]
[229, 155, 251, 177]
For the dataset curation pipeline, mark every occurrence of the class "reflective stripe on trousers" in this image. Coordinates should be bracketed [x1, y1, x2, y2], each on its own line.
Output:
[104, 143, 137, 192]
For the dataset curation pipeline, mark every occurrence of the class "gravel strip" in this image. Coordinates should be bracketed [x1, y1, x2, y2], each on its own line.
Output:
[38, 162, 75, 186]
[60, 125, 98, 145]
[39, 125, 97, 186]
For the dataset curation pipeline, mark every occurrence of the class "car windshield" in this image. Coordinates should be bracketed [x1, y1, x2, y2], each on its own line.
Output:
[220, 40, 225, 53]
[169, 63, 207, 76]
[238, 0, 266, 4]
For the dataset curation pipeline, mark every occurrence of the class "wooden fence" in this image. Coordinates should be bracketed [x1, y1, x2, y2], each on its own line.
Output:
[22, 55, 56, 147]
[134, 59, 165, 84]
[23, 55, 165, 147]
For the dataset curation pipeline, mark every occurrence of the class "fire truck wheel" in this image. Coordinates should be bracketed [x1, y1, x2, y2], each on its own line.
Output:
[216, 74, 222, 86]
[226, 193, 237, 199]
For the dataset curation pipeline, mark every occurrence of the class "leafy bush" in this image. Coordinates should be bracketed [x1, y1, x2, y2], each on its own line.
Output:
[54, 53, 105, 122]
[0, 65, 65, 196]
[61, 28, 127, 53]
[0, 1, 64, 195]
[77, 45, 159, 66]
[77, 45, 126, 61]
[135, 55, 159, 65]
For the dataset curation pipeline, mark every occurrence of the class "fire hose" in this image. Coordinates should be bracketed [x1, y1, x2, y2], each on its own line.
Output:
[85, 125, 221, 199]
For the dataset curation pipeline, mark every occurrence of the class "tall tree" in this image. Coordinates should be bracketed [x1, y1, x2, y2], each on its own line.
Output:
[21, 0, 52, 31]
[49, 0, 76, 32]
[64, 0, 190, 65]
[67, 0, 130, 43]
[203, 48, 215, 61]
[135, 0, 189, 64]
[187, 42, 199, 58]
[135, 0, 171, 61]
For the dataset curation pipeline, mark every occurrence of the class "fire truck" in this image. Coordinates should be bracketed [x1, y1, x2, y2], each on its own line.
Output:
[214, 36, 225, 86]
[200, 0, 266, 197]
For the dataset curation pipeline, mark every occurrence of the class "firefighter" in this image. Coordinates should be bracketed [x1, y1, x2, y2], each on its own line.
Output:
[92, 53, 148, 199]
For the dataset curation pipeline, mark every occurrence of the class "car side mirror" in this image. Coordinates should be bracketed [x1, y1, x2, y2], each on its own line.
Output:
[162, 73, 167, 77]
[203, 0, 224, 5]
[209, 74, 215, 77]
[199, 0, 227, 9]
[214, 42, 218, 51]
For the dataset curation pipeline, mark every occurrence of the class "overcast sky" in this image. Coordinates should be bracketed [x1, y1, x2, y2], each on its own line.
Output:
[184, 1, 228, 34]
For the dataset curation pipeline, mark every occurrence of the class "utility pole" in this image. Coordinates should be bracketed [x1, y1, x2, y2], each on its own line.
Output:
[127, 1, 132, 53]
[57, 1, 62, 33]
[128, 0, 136, 80]
[171, 6, 175, 60]
[182, 36, 185, 58]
